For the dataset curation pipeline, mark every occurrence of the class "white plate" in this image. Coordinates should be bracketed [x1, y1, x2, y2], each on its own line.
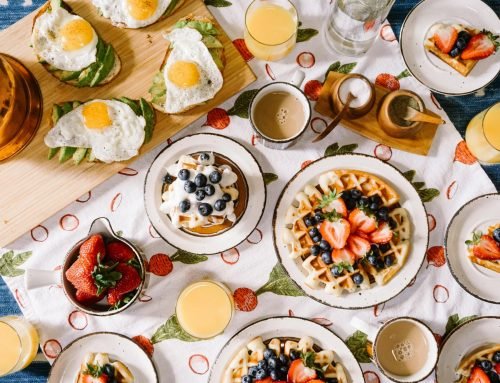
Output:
[400, 0, 500, 95]
[209, 316, 364, 383]
[273, 154, 429, 309]
[144, 133, 266, 255]
[436, 316, 500, 383]
[48, 332, 158, 383]
[445, 193, 500, 304]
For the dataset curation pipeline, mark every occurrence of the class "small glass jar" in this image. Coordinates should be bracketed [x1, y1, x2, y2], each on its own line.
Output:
[465, 102, 500, 164]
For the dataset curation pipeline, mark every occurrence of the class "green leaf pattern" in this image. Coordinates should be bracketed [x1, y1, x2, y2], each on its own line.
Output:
[264, 173, 278, 185]
[346, 331, 371, 363]
[296, 28, 318, 42]
[256, 263, 305, 297]
[204, 0, 232, 6]
[324, 61, 357, 80]
[151, 314, 200, 344]
[324, 142, 358, 157]
[402, 170, 440, 203]
[170, 250, 207, 264]
[444, 314, 477, 338]
[0, 251, 32, 277]
[228, 89, 259, 119]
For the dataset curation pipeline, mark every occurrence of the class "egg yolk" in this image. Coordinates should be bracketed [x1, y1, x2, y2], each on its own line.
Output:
[168, 61, 201, 88]
[127, 0, 158, 21]
[82, 102, 112, 129]
[60, 19, 94, 51]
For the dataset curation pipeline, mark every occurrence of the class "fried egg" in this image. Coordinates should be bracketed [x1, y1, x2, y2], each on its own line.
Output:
[32, 6, 98, 71]
[92, 0, 172, 28]
[163, 28, 223, 114]
[44, 100, 146, 163]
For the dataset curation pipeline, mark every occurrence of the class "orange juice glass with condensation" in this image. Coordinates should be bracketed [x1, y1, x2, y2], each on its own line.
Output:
[176, 280, 234, 339]
[465, 102, 500, 164]
[244, 0, 298, 61]
[0, 316, 39, 377]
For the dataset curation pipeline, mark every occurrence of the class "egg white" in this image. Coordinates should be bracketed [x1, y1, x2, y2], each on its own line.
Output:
[32, 7, 98, 72]
[92, 0, 172, 28]
[163, 28, 224, 114]
[44, 100, 146, 163]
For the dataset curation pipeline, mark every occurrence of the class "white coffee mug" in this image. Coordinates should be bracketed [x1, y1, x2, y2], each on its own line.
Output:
[351, 316, 438, 383]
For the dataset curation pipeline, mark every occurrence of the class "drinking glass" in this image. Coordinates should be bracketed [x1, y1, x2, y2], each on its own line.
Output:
[0, 316, 39, 377]
[323, 0, 395, 57]
[244, 0, 298, 61]
[465, 102, 500, 164]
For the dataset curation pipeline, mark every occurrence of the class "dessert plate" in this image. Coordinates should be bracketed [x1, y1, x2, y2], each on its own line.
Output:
[208, 316, 364, 383]
[144, 133, 266, 254]
[445, 193, 500, 304]
[273, 154, 428, 309]
[47, 332, 158, 382]
[436, 316, 500, 383]
[400, 0, 500, 95]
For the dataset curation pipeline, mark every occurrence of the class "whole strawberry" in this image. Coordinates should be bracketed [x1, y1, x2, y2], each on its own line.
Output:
[107, 263, 142, 306]
[66, 258, 98, 296]
[79, 234, 106, 269]
[106, 241, 135, 263]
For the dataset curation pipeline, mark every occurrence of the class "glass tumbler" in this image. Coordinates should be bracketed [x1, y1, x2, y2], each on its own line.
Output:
[465, 102, 500, 164]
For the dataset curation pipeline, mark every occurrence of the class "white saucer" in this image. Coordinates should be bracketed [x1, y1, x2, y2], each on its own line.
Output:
[273, 154, 429, 309]
[436, 316, 500, 383]
[208, 316, 364, 383]
[48, 332, 158, 383]
[445, 193, 500, 304]
[400, 0, 500, 95]
[144, 133, 266, 255]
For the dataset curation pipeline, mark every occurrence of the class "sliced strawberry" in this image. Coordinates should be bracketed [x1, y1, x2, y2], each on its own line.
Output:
[324, 197, 348, 218]
[319, 218, 351, 249]
[473, 235, 500, 260]
[332, 248, 356, 265]
[287, 359, 317, 383]
[349, 209, 377, 234]
[254, 378, 272, 383]
[75, 290, 103, 304]
[308, 380, 326, 383]
[65, 258, 98, 296]
[107, 263, 142, 306]
[494, 363, 500, 374]
[82, 374, 109, 383]
[79, 234, 106, 268]
[106, 241, 135, 263]
[369, 221, 393, 244]
[461, 31, 499, 60]
[467, 366, 491, 383]
[433, 24, 458, 53]
[347, 235, 371, 258]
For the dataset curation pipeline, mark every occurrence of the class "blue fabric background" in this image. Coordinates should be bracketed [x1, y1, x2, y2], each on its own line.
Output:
[0, 0, 498, 381]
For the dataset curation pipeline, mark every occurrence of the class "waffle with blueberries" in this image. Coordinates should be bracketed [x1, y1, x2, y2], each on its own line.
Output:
[456, 344, 500, 383]
[283, 169, 411, 296]
[465, 223, 500, 273]
[222, 335, 347, 383]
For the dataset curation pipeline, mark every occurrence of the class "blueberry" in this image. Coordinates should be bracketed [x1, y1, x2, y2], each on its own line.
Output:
[389, 217, 397, 229]
[178, 169, 190, 180]
[194, 173, 207, 187]
[319, 240, 331, 251]
[314, 211, 324, 223]
[263, 348, 275, 360]
[184, 181, 196, 193]
[289, 350, 300, 360]
[493, 228, 500, 243]
[350, 189, 362, 199]
[278, 354, 289, 366]
[204, 184, 215, 196]
[370, 244, 380, 256]
[379, 243, 391, 252]
[214, 199, 226, 211]
[242, 375, 253, 383]
[367, 254, 378, 265]
[358, 196, 369, 207]
[375, 258, 385, 270]
[222, 193, 232, 202]
[449, 47, 460, 57]
[198, 203, 213, 216]
[384, 255, 394, 267]
[270, 370, 279, 381]
[332, 265, 343, 277]
[309, 227, 319, 238]
[255, 368, 268, 379]
[102, 364, 115, 377]
[304, 216, 316, 227]
[312, 235, 322, 243]
[179, 199, 191, 213]
[322, 252, 333, 265]
[248, 366, 258, 377]
[480, 360, 493, 371]
[456, 37, 467, 49]
[310, 245, 321, 256]
[279, 364, 289, 377]
[326, 379, 339, 383]
[209, 171, 222, 184]
[369, 195, 383, 207]
[267, 356, 279, 369]
[377, 207, 389, 221]
[163, 173, 175, 184]
[352, 273, 364, 285]
[195, 189, 206, 201]
[345, 198, 357, 210]
[257, 359, 268, 369]
[458, 30, 471, 41]
[493, 351, 500, 363]
[488, 371, 500, 383]
[369, 203, 379, 212]
[199, 152, 210, 162]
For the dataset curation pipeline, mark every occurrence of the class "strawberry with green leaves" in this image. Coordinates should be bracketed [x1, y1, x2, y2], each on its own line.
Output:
[107, 263, 142, 306]
[461, 31, 499, 60]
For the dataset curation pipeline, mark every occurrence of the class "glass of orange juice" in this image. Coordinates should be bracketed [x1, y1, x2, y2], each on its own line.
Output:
[176, 280, 234, 339]
[0, 316, 39, 377]
[244, 0, 298, 61]
[465, 102, 500, 164]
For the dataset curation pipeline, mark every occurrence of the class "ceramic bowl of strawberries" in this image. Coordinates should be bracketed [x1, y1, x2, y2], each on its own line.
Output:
[25, 217, 146, 316]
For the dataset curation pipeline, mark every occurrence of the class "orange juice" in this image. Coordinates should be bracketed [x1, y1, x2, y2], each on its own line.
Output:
[244, 0, 298, 61]
[465, 102, 500, 164]
[176, 281, 233, 339]
[0, 317, 39, 377]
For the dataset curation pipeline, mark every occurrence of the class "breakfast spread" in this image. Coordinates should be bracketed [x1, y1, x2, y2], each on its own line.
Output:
[283, 169, 411, 296]
[424, 23, 499, 76]
[76, 352, 134, 383]
[223, 335, 347, 383]
[160, 152, 245, 235]
[31, 0, 121, 87]
[44, 98, 155, 164]
[148, 15, 225, 114]
[92, 0, 184, 28]
[456, 345, 500, 383]
[65, 234, 143, 309]
[465, 224, 500, 273]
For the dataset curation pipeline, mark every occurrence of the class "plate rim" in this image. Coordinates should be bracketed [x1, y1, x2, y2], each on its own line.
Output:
[272, 153, 429, 309]
[143, 132, 267, 255]
[444, 192, 500, 304]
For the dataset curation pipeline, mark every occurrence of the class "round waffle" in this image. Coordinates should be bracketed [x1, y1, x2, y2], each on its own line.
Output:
[456, 344, 500, 383]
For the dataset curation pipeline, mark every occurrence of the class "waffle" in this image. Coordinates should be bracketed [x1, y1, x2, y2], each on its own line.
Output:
[456, 344, 500, 383]
[283, 169, 411, 296]
[76, 352, 134, 383]
[223, 336, 348, 383]
[467, 223, 500, 273]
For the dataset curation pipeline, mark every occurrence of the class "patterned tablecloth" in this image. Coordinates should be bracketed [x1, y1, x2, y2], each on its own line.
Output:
[1, 0, 499, 382]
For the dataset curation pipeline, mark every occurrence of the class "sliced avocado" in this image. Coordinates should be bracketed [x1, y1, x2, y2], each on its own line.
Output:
[202, 35, 223, 49]
[210, 50, 224, 72]
[89, 45, 115, 87]
[87, 150, 97, 162]
[151, 71, 164, 86]
[117, 97, 141, 115]
[47, 147, 59, 160]
[72, 101, 83, 109]
[60, 102, 74, 115]
[77, 39, 106, 87]
[58, 147, 77, 163]
[60, 70, 81, 81]
[52, 104, 63, 124]
[140, 98, 155, 144]
[72, 148, 88, 165]
[46, 65, 59, 72]
[149, 72, 166, 106]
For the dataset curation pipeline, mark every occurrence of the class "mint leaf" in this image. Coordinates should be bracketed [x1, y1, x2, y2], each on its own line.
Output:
[297, 28, 318, 42]
[264, 173, 278, 185]
[324, 142, 358, 157]
[256, 264, 305, 297]
[228, 89, 259, 119]
[319, 189, 341, 209]
[204, 0, 232, 6]
[0, 250, 32, 277]
[170, 250, 207, 264]
[151, 314, 199, 343]
[346, 331, 371, 363]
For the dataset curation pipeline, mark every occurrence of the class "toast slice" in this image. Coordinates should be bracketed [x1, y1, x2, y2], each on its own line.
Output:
[32, 0, 121, 87]
[148, 15, 226, 114]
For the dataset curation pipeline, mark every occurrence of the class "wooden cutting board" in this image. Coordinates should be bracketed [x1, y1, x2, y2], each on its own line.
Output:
[0, 0, 256, 247]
